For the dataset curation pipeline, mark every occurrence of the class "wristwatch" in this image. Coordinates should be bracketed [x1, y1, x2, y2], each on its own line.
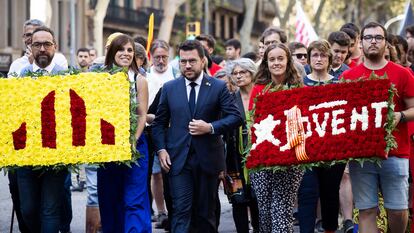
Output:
[209, 123, 215, 134]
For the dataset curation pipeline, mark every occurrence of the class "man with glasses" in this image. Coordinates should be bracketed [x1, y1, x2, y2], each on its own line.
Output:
[8, 19, 67, 77]
[152, 39, 242, 233]
[146, 39, 178, 230]
[342, 22, 414, 233]
[18, 26, 71, 233]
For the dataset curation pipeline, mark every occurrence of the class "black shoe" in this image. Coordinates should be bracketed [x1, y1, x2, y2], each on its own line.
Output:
[155, 213, 168, 229]
[315, 219, 324, 233]
[343, 219, 354, 233]
[70, 185, 83, 192]
[71, 181, 85, 192]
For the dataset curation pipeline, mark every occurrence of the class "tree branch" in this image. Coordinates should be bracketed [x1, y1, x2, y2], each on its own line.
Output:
[313, 0, 327, 33]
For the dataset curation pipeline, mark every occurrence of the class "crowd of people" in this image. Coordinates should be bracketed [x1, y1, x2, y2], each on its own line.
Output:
[4, 18, 414, 233]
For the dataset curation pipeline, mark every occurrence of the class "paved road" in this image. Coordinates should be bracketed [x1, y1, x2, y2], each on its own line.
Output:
[0, 174, 344, 233]
[0, 174, 239, 233]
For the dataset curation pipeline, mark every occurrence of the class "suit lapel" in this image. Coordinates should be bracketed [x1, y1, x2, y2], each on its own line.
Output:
[194, 75, 211, 116]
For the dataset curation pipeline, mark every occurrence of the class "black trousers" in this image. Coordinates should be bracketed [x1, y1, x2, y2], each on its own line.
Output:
[168, 153, 220, 233]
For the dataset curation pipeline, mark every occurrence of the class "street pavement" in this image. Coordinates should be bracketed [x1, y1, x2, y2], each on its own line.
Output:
[0, 174, 239, 233]
[0, 174, 344, 233]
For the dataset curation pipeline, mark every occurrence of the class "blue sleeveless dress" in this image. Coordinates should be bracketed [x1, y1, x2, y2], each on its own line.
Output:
[97, 135, 151, 233]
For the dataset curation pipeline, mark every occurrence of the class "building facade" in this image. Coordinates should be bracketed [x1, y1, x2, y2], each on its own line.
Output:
[0, 0, 276, 75]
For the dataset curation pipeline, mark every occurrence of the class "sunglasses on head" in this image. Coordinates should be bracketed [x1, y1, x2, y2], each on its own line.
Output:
[293, 53, 307, 59]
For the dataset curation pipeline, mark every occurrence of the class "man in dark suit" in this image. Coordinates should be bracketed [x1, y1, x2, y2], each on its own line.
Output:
[152, 40, 242, 233]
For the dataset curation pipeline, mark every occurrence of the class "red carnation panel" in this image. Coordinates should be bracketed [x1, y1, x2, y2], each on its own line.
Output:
[41, 91, 56, 148]
[101, 119, 115, 145]
[70, 89, 87, 146]
[12, 122, 27, 150]
[248, 79, 392, 169]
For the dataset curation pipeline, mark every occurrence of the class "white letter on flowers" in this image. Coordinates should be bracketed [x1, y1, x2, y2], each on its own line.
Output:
[350, 106, 369, 131]
[309, 100, 348, 111]
[332, 109, 346, 135]
[301, 116, 312, 138]
[371, 102, 388, 128]
[251, 114, 281, 150]
[312, 112, 329, 137]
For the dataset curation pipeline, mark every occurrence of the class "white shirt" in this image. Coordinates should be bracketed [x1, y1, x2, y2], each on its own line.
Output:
[32, 62, 57, 74]
[185, 72, 203, 103]
[146, 65, 175, 106]
[8, 52, 68, 77]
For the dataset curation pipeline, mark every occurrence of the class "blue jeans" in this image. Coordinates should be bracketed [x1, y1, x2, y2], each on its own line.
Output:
[349, 157, 409, 210]
[297, 170, 319, 233]
[298, 164, 345, 232]
[85, 165, 99, 207]
[61, 172, 72, 233]
[17, 167, 69, 233]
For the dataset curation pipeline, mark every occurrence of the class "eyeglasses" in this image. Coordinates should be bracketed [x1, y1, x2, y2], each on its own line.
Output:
[362, 35, 385, 42]
[153, 55, 168, 61]
[179, 59, 198, 66]
[311, 53, 328, 59]
[32, 41, 54, 49]
[232, 70, 248, 76]
[293, 53, 307, 59]
[22, 33, 33, 38]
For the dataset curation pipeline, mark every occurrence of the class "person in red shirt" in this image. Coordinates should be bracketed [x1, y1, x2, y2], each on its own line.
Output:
[248, 43, 304, 232]
[341, 22, 414, 233]
[341, 23, 363, 68]
[196, 34, 222, 76]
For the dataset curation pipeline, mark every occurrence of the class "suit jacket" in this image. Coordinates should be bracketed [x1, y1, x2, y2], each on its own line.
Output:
[152, 74, 242, 176]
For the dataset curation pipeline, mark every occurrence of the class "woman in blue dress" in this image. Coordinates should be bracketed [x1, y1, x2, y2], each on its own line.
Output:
[97, 33, 151, 233]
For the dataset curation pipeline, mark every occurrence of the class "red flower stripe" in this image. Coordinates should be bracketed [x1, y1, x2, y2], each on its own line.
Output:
[70, 89, 87, 146]
[101, 119, 115, 145]
[41, 91, 56, 148]
[12, 122, 26, 150]
[247, 79, 391, 169]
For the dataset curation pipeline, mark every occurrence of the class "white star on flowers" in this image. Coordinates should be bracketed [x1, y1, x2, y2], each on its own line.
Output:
[251, 114, 281, 150]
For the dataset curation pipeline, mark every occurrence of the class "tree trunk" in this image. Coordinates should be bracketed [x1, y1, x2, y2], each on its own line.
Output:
[158, 0, 186, 42]
[239, 0, 258, 54]
[92, 0, 110, 56]
[313, 0, 327, 34]
[279, 0, 296, 29]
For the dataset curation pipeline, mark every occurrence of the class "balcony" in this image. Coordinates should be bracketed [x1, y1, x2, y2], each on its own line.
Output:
[105, 5, 186, 32]
[216, 0, 244, 13]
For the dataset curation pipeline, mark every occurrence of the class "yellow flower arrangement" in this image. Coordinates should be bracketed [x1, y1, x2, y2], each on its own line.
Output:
[0, 72, 131, 167]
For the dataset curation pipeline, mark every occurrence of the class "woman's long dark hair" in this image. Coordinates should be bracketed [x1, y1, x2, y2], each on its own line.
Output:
[255, 43, 303, 87]
[105, 34, 139, 74]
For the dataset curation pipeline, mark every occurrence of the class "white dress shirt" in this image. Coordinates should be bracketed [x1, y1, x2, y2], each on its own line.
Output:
[8, 52, 68, 77]
[185, 72, 204, 103]
[32, 62, 57, 74]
